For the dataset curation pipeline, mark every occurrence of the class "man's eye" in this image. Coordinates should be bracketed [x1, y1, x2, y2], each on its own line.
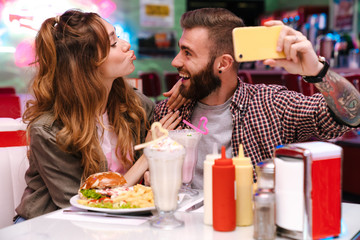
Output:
[185, 51, 191, 56]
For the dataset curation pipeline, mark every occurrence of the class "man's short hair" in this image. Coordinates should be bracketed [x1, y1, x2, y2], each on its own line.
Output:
[180, 8, 245, 68]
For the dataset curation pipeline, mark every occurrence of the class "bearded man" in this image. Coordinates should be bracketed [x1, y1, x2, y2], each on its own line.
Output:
[153, 8, 360, 188]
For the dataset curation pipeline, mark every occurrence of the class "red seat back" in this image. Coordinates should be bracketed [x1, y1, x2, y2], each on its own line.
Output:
[138, 72, 162, 98]
[0, 95, 21, 118]
[164, 72, 179, 91]
[0, 87, 16, 94]
[282, 73, 301, 92]
[238, 71, 253, 84]
[250, 71, 285, 85]
[282, 73, 318, 96]
[300, 80, 318, 96]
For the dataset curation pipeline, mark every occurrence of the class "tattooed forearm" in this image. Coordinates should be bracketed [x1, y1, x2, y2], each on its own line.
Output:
[315, 70, 360, 126]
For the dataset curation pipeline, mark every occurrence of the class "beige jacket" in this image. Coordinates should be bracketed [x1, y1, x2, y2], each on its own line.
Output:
[16, 89, 154, 219]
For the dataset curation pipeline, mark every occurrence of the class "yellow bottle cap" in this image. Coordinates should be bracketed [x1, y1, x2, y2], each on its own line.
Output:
[232, 144, 251, 165]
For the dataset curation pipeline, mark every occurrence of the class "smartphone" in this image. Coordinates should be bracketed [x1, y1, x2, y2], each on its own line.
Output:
[232, 25, 286, 62]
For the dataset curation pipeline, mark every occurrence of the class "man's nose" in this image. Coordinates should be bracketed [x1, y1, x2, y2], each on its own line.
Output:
[171, 53, 182, 68]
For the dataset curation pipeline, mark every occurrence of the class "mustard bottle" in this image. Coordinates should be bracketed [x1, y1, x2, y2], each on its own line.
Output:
[232, 144, 253, 226]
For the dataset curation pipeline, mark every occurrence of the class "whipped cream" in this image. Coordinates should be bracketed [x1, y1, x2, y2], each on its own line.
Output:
[148, 136, 184, 152]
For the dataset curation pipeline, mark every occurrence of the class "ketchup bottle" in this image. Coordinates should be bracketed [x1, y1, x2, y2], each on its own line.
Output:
[212, 146, 236, 231]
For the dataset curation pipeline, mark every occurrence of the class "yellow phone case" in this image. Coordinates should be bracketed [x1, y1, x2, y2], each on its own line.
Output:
[232, 26, 286, 62]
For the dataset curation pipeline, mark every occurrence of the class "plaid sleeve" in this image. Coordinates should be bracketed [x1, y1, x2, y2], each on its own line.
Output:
[153, 99, 170, 122]
[272, 89, 350, 142]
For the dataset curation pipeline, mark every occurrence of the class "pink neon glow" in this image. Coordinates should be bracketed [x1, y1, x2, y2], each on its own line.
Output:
[93, 0, 116, 18]
[5, 0, 118, 68]
[14, 40, 35, 67]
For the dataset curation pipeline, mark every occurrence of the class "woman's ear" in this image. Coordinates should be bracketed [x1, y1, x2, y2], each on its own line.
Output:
[217, 54, 234, 73]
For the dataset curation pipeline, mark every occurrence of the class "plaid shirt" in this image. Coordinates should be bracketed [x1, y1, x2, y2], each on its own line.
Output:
[154, 78, 350, 180]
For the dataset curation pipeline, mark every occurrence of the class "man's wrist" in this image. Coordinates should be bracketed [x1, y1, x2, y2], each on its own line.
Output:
[302, 56, 329, 83]
[314, 61, 325, 76]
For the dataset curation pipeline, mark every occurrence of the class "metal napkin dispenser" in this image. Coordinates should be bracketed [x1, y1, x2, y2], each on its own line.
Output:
[274, 142, 342, 240]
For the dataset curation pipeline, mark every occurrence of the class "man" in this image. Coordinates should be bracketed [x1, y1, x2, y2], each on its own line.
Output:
[154, 8, 360, 188]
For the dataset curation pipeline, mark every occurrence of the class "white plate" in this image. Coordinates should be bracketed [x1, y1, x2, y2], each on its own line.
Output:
[70, 195, 155, 214]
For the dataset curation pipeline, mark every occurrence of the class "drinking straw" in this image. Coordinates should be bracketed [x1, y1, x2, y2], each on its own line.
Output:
[213, 142, 218, 154]
[134, 122, 169, 150]
[182, 116, 209, 135]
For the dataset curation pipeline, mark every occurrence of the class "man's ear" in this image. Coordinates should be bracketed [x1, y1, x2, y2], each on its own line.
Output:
[216, 54, 234, 73]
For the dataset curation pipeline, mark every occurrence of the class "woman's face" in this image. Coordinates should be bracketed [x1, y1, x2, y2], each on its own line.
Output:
[98, 19, 136, 84]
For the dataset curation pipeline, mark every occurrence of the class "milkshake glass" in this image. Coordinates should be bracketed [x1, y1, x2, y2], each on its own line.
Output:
[144, 136, 185, 229]
[168, 129, 202, 196]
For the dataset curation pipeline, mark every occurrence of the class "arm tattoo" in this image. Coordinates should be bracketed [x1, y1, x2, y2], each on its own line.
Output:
[315, 70, 360, 126]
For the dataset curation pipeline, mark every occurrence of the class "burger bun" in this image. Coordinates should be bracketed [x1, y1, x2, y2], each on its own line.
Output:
[80, 171, 127, 190]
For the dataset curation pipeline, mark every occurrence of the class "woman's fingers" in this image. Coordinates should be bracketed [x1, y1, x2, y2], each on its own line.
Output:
[159, 111, 174, 125]
[165, 80, 183, 110]
[159, 110, 182, 129]
[169, 95, 189, 111]
[165, 90, 180, 110]
[166, 113, 182, 130]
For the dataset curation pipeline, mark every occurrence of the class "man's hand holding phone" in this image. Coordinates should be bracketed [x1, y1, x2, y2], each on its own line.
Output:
[262, 21, 323, 77]
[232, 21, 323, 77]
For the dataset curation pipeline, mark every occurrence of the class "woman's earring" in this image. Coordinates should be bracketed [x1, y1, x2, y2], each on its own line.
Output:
[219, 70, 222, 74]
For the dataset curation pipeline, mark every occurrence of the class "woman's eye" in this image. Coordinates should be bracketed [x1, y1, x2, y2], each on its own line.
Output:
[111, 42, 117, 47]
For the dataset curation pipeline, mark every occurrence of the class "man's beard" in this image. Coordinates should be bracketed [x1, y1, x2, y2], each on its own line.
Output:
[179, 57, 221, 100]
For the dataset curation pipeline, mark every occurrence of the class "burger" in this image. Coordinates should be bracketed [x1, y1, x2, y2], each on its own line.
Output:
[77, 171, 154, 209]
[79, 171, 127, 196]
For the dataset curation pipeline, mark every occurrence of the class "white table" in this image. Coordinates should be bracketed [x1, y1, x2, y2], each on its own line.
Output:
[1, 191, 359, 240]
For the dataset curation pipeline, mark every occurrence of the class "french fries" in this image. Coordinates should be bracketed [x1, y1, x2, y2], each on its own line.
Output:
[112, 184, 154, 208]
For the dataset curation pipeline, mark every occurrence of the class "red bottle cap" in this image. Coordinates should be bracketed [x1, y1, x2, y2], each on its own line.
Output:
[214, 146, 232, 166]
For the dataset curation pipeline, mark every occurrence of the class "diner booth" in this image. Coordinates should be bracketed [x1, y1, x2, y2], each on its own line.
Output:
[0, 117, 28, 228]
[0, 0, 360, 239]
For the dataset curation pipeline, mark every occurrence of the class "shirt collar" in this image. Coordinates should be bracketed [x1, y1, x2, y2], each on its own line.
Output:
[230, 77, 252, 113]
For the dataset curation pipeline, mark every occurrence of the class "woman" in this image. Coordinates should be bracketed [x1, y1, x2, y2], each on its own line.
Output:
[14, 9, 182, 222]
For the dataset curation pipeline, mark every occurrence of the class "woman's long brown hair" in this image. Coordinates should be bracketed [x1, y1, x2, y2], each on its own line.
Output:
[24, 10, 147, 179]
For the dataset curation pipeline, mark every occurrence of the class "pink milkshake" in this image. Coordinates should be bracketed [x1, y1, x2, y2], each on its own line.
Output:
[168, 129, 202, 196]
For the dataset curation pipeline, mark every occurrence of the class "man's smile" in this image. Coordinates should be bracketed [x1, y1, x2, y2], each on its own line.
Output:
[179, 73, 190, 83]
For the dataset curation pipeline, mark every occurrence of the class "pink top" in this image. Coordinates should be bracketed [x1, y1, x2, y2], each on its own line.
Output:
[97, 113, 129, 175]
